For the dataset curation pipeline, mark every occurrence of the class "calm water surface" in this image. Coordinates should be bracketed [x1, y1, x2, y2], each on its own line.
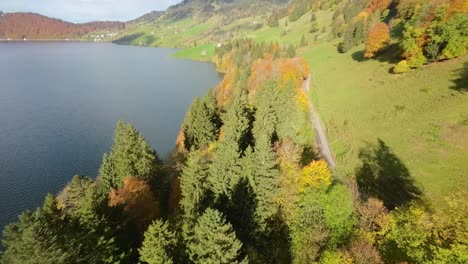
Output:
[0, 42, 221, 230]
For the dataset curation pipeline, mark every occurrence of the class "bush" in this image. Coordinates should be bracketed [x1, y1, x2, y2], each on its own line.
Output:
[407, 51, 427, 68]
[393, 60, 410, 74]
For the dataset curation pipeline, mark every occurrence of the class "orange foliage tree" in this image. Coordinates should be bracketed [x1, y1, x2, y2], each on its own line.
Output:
[368, 0, 391, 12]
[109, 176, 159, 232]
[364, 22, 390, 58]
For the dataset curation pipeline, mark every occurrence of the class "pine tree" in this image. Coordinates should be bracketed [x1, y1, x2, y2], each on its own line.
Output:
[203, 89, 221, 129]
[139, 220, 176, 264]
[250, 85, 280, 225]
[180, 150, 210, 220]
[98, 120, 161, 190]
[188, 208, 247, 264]
[183, 97, 218, 150]
[300, 34, 308, 47]
[208, 85, 251, 196]
[1, 193, 128, 264]
[251, 134, 280, 227]
[286, 45, 296, 58]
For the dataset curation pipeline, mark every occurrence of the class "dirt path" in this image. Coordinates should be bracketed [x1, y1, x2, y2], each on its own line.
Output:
[303, 74, 336, 169]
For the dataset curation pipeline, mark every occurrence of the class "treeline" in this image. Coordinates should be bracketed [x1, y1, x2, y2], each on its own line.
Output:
[266, 0, 467, 73]
[1, 38, 467, 263]
[0, 12, 125, 40]
[333, 0, 467, 72]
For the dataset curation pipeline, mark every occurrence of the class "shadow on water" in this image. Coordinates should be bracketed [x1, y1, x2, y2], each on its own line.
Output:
[451, 61, 468, 92]
[355, 139, 423, 210]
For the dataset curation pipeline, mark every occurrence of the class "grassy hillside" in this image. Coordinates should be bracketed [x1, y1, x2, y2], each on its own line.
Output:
[113, 0, 468, 208]
[300, 43, 468, 207]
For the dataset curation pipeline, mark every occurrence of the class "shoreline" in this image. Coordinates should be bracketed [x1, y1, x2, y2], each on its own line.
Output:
[0, 39, 101, 42]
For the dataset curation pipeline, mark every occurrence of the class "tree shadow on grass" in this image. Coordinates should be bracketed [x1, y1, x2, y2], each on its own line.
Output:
[451, 61, 468, 92]
[351, 50, 366, 62]
[112, 33, 144, 44]
[375, 43, 403, 64]
[355, 139, 423, 210]
[351, 43, 403, 64]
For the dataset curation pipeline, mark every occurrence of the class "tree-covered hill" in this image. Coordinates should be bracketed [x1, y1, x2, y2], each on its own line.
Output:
[0, 12, 125, 40]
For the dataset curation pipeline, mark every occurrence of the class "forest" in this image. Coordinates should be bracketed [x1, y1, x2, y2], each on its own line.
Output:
[1, 0, 467, 263]
[0, 13, 125, 40]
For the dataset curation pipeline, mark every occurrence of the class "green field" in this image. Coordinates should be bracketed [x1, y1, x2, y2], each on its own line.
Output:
[300, 43, 468, 208]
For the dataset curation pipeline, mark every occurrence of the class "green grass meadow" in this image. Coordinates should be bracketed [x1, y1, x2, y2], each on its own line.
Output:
[300, 43, 468, 207]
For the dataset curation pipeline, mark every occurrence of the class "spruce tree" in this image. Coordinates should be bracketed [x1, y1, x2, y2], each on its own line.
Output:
[180, 150, 210, 220]
[139, 220, 176, 264]
[286, 45, 296, 58]
[98, 120, 161, 190]
[251, 84, 280, 225]
[251, 134, 280, 227]
[1, 193, 128, 264]
[208, 85, 251, 196]
[183, 98, 218, 150]
[188, 208, 247, 264]
[203, 89, 221, 130]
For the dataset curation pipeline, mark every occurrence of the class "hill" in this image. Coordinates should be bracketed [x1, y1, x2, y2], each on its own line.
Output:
[0, 12, 125, 40]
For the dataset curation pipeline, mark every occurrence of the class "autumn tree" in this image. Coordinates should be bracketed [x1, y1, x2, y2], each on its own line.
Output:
[365, 22, 390, 58]
[187, 208, 246, 264]
[299, 160, 332, 191]
[99, 120, 161, 190]
[386, 193, 468, 264]
[109, 177, 159, 232]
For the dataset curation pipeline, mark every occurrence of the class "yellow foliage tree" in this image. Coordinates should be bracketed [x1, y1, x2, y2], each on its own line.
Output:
[299, 160, 332, 191]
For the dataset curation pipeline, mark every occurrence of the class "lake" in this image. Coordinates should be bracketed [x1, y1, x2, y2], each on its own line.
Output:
[0, 42, 221, 231]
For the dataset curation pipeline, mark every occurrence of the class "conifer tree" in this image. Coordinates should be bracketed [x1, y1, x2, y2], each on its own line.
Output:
[180, 150, 210, 220]
[183, 97, 218, 150]
[139, 220, 176, 264]
[188, 208, 247, 264]
[286, 45, 296, 58]
[251, 134, 280, 226]
[208, 84, 251, 196]
[203, 89, 221, 129]
[99, 120, 161, 190]
[250, 84, 280, 225]
[1, 193, 128, 264]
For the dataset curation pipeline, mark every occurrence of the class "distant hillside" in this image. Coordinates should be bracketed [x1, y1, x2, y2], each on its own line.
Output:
[0, 12, 125, 40]
[128, 11, 164, 24]
[162, 0, 289, 20]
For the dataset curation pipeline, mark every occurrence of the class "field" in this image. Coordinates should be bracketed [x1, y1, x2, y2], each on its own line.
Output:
[300, 43, 468, 208]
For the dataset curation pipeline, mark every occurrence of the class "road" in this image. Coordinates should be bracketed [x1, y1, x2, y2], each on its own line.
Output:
[303, 74, 336, 169]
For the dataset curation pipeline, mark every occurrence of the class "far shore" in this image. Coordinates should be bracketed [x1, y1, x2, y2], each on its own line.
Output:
[0, 39, 108, 42]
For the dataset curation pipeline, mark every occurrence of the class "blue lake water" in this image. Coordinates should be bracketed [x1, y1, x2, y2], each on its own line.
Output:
[0, 42, 221, 231]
